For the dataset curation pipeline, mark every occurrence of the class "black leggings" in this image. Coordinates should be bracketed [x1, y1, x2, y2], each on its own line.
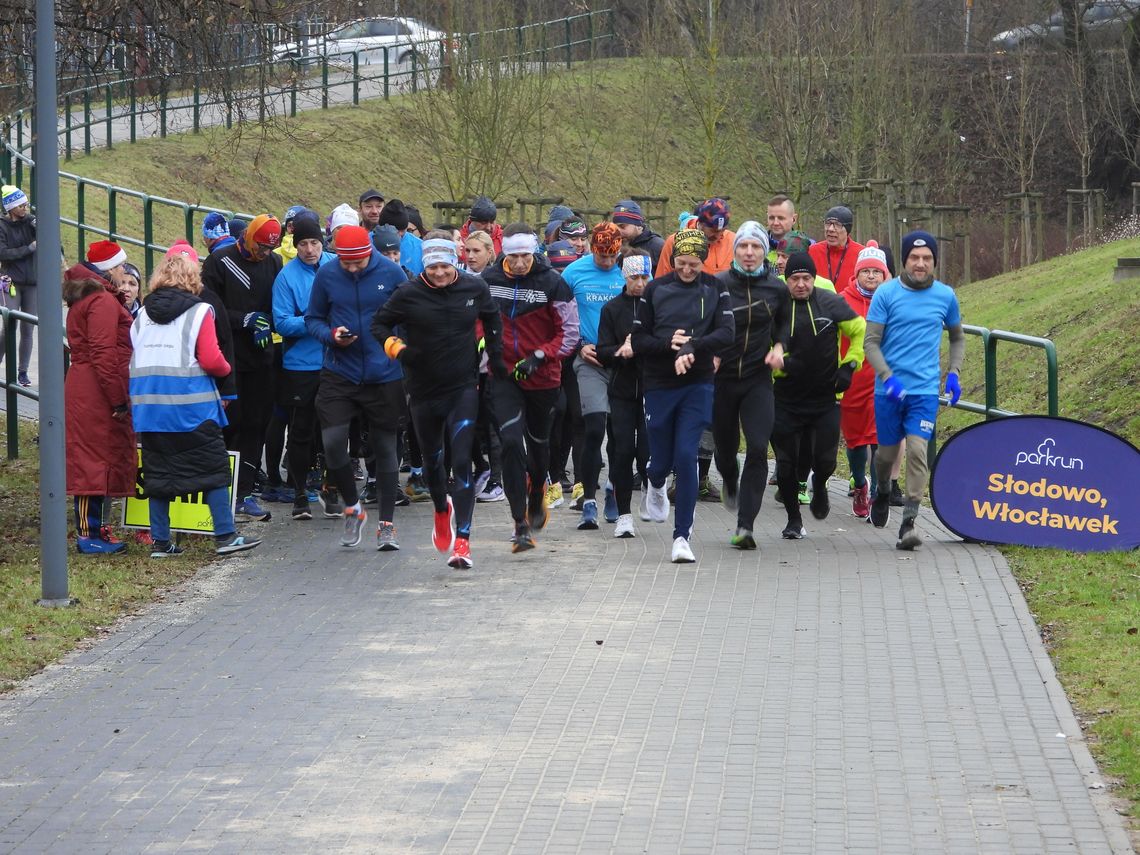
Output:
[713, 375, 775, 532]
[287, 404, 320, 498]
[322, 423, 398, 520]
[490, 380, 558, 523]
[228, 370, 275, 498]
[608, 396, 649, 516]
[581, 412, 608, 501]
[770, 401, 840, 522]
[409, 385, 480, 538]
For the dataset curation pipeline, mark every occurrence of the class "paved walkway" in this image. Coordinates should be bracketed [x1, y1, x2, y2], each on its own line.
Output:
[0, 475, 1133, 853]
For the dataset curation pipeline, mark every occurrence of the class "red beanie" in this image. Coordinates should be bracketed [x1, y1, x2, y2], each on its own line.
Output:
[334, 225, 373, 260]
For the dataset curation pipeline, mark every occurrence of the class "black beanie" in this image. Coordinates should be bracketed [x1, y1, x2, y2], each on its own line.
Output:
[378, 199, 409, 231]
[470, 195, 497, 222]
[291, 213, 324, 247]
[784, 252, 816, 280]
[825, 205, 854, 233]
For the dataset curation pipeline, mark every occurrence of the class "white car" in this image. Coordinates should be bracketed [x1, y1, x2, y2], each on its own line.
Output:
[274, 17, 446, 67]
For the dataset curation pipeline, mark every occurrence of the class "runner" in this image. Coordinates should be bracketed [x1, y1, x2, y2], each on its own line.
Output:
[482, 223, 580, 552]
[371, 232, 505, 568]
[631, 229, 734, 563]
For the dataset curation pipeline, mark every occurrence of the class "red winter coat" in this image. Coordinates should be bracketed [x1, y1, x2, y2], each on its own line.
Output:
[839, 283, 877, 447]
[458, 220, 504, 261]
[809, 238, 865, 294]
[65, 278, 137, 496]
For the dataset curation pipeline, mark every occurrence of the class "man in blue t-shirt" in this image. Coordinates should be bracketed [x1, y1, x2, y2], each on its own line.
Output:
[863, 230, 965, 550]
[561, 222, 626, 530]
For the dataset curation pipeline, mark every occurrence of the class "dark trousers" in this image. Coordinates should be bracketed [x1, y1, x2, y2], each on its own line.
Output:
[770, 400, 840, 522]
[644, 383, 713, 540]
[608, 396, 649, 516]
[713, 374, 775, 532]
[409, 384, 480, 538]
[490, 380, 558, 524]
[227, 369, 275, 498]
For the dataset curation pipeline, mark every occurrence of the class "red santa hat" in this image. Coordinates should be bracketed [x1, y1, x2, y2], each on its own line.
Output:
[86, 240, 127, 272]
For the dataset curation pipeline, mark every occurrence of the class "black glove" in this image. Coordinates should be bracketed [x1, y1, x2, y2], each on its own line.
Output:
[512, 350, 545, 382]
[835, 362, 856, 393]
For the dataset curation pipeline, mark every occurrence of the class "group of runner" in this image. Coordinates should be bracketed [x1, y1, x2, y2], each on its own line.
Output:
[4, 181, 964, 566]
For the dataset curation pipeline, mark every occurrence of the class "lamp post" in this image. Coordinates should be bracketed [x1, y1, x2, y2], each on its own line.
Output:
[34, 0, 71, 606]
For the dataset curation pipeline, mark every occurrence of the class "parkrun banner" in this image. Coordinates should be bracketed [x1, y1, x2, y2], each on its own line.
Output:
[931, 416, 1140, 551]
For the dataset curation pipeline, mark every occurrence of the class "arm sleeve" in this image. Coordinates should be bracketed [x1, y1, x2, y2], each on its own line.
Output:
[272, 270, 308, 340]
[630, 289, 672, 356]
[543, 278, 579, 359]
[199, 254, 240, 334]
[838, 315, 866, 369]
[772, 288, 792, 350]
[595, 303, 620, 365]
[691, 284, 736, 356]
[304, 274, 336, 346]
[369, 289, 403, 345]
[947, 323, 966, 374]
[0, 228, 33, 262]
[863, 320, 891, 380]
[476, 283, 504, 366]
[195, 308, 232, 377]
[85, 296, 131, 408]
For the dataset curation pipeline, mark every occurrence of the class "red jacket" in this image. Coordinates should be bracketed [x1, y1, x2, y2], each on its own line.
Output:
[64, 281, 137, 496]
[481, 253, 580, 390]
[809, 238, 865, 294]
[458, 220, 503, 262]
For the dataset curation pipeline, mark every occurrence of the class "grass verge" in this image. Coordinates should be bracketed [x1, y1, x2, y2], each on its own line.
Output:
[0, 426, 213, 692]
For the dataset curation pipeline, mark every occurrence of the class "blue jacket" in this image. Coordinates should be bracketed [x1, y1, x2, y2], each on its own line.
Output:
[305, 252, 405, 385]
[401, 231, 424, 276]
[562, 253, 625, 346]
[273, 251, 336, 372]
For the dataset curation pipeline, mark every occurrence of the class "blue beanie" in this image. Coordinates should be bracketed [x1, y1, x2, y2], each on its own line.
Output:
[202, 211, 228, 241]
[900, 230, 938, 266]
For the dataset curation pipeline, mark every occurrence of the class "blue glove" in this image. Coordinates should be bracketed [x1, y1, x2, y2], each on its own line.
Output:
[883, 375, 907, 402]
[945, 371, 962, 405]
[243, 312, 273, 349]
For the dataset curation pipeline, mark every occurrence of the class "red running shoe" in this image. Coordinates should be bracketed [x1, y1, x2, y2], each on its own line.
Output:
[448, 536, 473, 569]
[432, 497, 455, 553]
[852, 483, 870, 519]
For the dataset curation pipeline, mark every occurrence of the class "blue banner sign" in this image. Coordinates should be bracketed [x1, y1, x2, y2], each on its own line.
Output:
[931, 416, 1140, 551]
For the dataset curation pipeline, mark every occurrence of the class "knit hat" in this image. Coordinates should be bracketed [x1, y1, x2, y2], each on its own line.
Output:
[470, 195, 496, 222]
[854, 239, 890, 278]
[406, 204, 425, 235]
[900, 230, 938, 266]
[329, 203, 359, 232]
[378, 199, 409, 231]
[546, 240, 577, 270]
[122, 261, 142, 283]
[334, 225, 373, 260]
[733, 220, 770, 256]
[165, 239, 199, 265]
[422, 237, 459, 269]
[371, 224, 401, 254]
[590, 222, 623, 256]
[283, 205, 306, 227]
[228, 219, 247, 240]
[358, 188, 384, 206]
[292, 214, 325, 247]
[87, 240, 127, 271]
[784, 252, 817, 280]
[202, 211, 229, 242]
[824, 205, 854, 233]
[559, 218, 587, 239]
[775, 230, 812, 255]
[2, 185, 28, 212]
[243, 214, 282, 253]
[545, 205, 575, 241]
[672, 229, 709, 261]
[695, 198, 729, 230]
[611, 200, 644, 226]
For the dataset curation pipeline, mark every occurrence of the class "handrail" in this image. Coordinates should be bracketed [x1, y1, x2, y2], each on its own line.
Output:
[2, 306, 61, 459]
[957, 323, 1059, 419]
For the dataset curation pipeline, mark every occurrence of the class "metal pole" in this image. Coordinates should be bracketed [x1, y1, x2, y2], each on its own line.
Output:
[34, 0, 72, 606]
[964, 0, 973, 53]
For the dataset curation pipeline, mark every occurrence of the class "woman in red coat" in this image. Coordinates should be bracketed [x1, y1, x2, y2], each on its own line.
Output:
[63, 261, 137, 554]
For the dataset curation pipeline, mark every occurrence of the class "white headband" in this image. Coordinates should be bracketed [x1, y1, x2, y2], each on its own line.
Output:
[502, 233, 539, 255]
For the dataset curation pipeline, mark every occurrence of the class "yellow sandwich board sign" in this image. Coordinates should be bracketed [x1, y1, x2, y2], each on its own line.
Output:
[122, 449, 239, 535]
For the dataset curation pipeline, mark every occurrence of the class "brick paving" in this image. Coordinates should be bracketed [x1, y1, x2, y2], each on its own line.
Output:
[0, 480, 1133, 853]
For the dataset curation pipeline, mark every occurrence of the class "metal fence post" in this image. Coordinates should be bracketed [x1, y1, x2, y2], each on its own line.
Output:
[64, 96, 72, 160]
[143, 196, 155, 278]
[130, 82, 137, 143]
[83, 88, 91, 154]
[108, 186, 117, 240]
[76, 179, 86, 253]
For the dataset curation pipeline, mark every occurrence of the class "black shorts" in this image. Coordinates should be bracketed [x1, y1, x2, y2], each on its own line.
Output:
[277, 368, 321, 409]
[316, 370, 405, 432]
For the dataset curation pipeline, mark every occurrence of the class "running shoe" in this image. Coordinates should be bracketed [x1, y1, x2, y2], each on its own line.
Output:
[730, 528, 757, 550]
[638, 492, 652, 522]
[847, 476, 856, 498]
[721, 475, 738, 512]
[512, 521, 536, 553]
[235, 496, 272, 522]
[352, 460, 365, 481]
[360, 480, 378, 506]
[76, 535, 127, 555]
[603, 483, 618, 523]
[545, 481, 565, 509]
[577, 499, 599, 531]
[432, 497, 455, 553]
[215, 534, 261, 555]
[852, 483, 870, 519]
[671, 536, 696, 563]
[292, 500, 313, 521]
[341, 504, 367, 547]
[17, 370, 31, 387]
[870, 489, 891, 528]
[476, 481, 505, 502]
[527, 488, 549, 531]
[890, 480, 905, 507]
[645, 481, 669, 523]
[405, 472, 431, 502]
[896, 517, 922, 551]
[614, 514, 636, 538]
[473, 468, 491, 500]
[797, 481, 810, 505]
[698, 479, 721, 502]
[133, 530, 154, 546]
[150, 541, 184, 558]
[448, 537, 473, 569]
[569, 482, 584, 511]
[318, 488, 343, 518]
[809, 485, 830, 520]
[781, 520, 806, 540]
[376, 521, 400, 551]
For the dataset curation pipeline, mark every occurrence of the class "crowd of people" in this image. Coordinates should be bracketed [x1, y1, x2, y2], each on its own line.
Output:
[0, 183, 965, 566]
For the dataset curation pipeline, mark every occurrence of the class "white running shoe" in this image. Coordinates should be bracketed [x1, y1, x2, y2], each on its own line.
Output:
[671, 536, 695, 563]
[645, 481, 670, 523]
[614, 514, 636, 538]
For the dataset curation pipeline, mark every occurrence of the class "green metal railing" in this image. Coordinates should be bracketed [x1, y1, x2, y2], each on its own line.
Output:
[2, 306, 71, 459]
[954, 324, 1058, 419]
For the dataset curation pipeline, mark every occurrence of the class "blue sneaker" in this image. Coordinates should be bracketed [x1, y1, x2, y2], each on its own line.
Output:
[76, 535, 127, 555]
[235, 496, 272, 522]
[603, 483, 618, 524]
[577, 499, 599, 531]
